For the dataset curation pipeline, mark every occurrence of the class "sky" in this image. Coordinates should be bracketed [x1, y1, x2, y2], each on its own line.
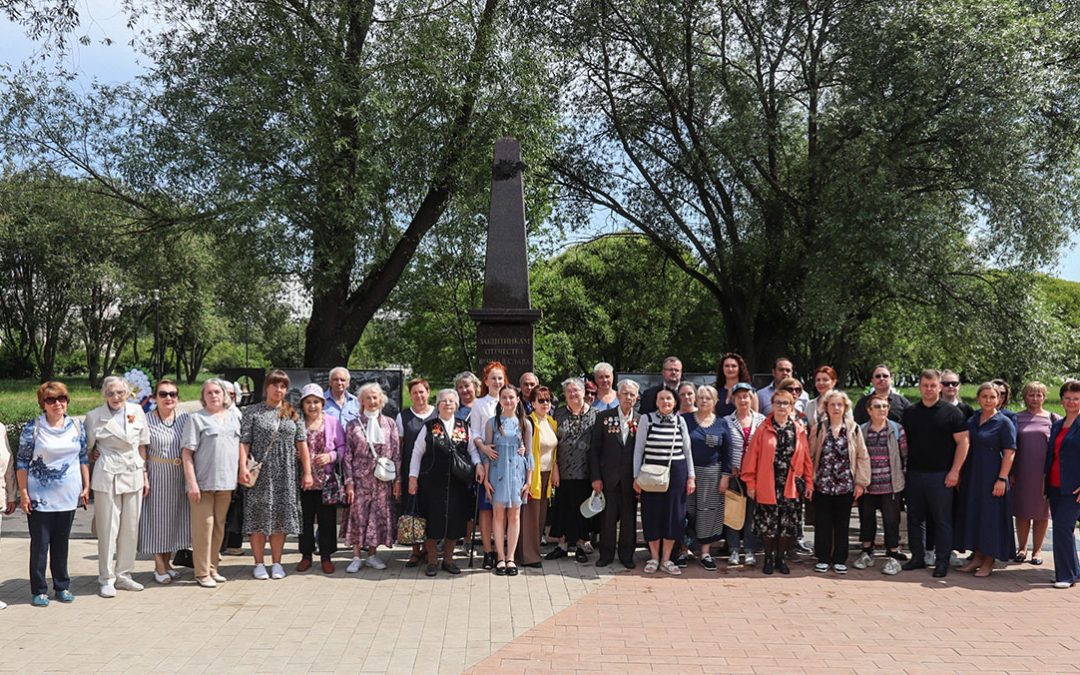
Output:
[3, 1, 1080, 283]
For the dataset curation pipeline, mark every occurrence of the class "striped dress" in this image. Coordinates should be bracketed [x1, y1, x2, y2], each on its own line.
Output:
[635, 413, 695, 542]
[137, 411, 192, 555]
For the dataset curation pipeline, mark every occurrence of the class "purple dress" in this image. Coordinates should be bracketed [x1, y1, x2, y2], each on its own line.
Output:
[340, 415, 400, 547]
[1013, 411, 1055, 520]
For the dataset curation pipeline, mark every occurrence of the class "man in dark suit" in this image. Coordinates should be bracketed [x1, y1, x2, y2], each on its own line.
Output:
[590, 379, 642, 569]
[639, 356, 682, 415]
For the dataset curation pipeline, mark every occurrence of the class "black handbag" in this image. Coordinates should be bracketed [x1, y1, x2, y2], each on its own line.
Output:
[449, 445, 473, 484]
[172, 548, 194, 568]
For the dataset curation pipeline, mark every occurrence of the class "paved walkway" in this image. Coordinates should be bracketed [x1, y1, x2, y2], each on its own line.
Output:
[468, 555, 1079, 674]
[0, 508, 612, 674]
[3, 502, 1078, 673]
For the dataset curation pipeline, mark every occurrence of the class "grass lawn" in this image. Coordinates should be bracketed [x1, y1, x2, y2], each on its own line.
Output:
[0, 376, 208, 428]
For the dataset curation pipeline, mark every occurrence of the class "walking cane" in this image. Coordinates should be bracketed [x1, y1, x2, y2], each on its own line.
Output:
[468, 484, 481, 568]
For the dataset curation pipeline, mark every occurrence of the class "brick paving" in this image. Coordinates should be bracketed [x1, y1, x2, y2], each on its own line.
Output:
[468, 554, 1080, 675]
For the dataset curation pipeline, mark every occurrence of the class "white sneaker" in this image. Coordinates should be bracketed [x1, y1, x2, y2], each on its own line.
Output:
[814, 562, 829, 573]
[924, 550, 937, 566]
[853, 552, 874, 570]
[270, 563, 286, 580]
[833, 564, 848, 575]
[346, 557, 363, 573]
[728, 551, 740, 566]
[0, 600, 6, 609]
[743, 552, 757, 566]
[114, 577, 144, 592]
[365, 555, 387, 570]
[1053, 581, 1074, 589]
[99, 583, 117, 598]
[881, 558, 902, 575]
[252, 564, 269, 580]
[950, 551, 963, 567]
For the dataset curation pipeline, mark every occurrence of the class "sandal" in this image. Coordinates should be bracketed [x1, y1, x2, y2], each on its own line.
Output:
[660, 560, 682, 576]
[643, 559, 659, 574]
[1013, 552, 1027, 563]
[495, 560, 507, 576]
[405, 552, 424, 568]
[1031, 557, 1044, 565]
[506, 561, 518, 576]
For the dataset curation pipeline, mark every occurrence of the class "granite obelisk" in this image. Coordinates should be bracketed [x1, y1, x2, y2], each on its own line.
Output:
[469, 138, 541, 383]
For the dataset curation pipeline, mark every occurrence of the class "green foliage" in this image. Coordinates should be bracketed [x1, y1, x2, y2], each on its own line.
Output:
[551, 0, 1080, 375]
[531, 234, 725, 382]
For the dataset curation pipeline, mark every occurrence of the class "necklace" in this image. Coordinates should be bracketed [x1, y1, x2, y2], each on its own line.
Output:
[156, 410, 176, 428]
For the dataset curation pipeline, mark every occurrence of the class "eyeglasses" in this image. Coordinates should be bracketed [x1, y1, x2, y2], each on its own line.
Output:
[941, 381, 960, 388]
[873, 373, 891, 380]
[157, 391, 179, 398]
[106, 391, 128, 398]
[870, 403, 890, 410]
[773, 401, 793, 408]
[44, 395, 69, 405]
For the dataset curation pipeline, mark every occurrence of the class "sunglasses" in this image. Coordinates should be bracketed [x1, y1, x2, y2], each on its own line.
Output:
[535, 398, 551, 404]
[941, 381, 960, 387]
[44, 395, 69, 405]
[157, 391, 179, 398]
[785, 388, 802, 395]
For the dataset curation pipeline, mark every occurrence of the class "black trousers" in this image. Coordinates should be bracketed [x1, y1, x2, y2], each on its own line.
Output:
[599, 480, 637, 562]
[299, 489, 338, 558]
[906, 470, 953, 561]
[858, 492, 902, 550]
[813, 492, 854, 565]
[28, 509, 75, 596]
[550, 479, 593, 546]
[222, 489, 244, 550]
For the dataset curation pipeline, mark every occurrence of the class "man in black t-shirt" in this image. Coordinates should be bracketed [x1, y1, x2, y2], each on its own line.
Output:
[901, 369, 970, 577]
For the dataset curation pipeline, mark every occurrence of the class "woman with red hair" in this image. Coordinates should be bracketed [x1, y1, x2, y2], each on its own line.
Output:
[468, 362, 508, 569]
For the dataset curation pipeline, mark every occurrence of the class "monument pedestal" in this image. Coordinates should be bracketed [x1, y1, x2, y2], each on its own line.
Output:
[470, 137, 541, 384]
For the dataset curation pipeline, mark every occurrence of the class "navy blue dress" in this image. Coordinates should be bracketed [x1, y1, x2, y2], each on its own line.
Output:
[954, 412, 1017, 560]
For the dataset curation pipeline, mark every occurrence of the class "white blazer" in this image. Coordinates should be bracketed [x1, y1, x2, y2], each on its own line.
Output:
[85, 402, 149, 494]
[0, 423, 16, 505]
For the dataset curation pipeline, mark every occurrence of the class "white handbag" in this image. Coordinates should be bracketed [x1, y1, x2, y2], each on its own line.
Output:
[363, 417, 397, 483]
[637, 414, 678, 493]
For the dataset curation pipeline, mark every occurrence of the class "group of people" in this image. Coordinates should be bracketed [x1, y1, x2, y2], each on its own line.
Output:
[3, 355, 1079, 608]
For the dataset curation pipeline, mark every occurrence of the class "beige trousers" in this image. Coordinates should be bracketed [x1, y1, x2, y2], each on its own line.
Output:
[94, 489, 142, 585]
[190, 490, 233, 578]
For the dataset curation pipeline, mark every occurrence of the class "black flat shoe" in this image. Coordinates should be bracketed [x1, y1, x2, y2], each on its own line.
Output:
[620, 558, 636, 570]
[574, 549, 589, 563]
[506, 562, 518, 576]
[482, 552, 496, 570]
[424, 564, 437, 577]
[1031, 557, 1044, 565]
[902, 560, 927, 571]
[495, 560, 507, 576]
[762, 555, 774, 575]
[595, 557, 613, 567]
[545, 547, 568, 560]
[777, 556, 791, 575]
[441, 561, 462, 575]
[933, 562, 949, 578]
[405, 554, 421, 568]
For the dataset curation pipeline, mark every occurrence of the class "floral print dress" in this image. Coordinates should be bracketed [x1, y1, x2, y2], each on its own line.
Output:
[341, 415, 400, 547]
[753, 419, 800, 537]
[240, 403, 306, 536]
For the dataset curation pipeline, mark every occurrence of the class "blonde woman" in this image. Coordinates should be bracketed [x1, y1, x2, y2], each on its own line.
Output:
[808, 390, 870, 574]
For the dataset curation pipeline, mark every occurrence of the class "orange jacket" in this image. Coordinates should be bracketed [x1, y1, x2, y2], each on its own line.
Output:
[740, 415, 813, 505]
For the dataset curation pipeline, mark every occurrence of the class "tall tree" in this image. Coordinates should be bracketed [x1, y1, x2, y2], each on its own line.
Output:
[551, 0, 1080, 374]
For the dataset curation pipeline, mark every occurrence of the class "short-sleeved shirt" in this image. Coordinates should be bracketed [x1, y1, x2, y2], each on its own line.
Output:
[902, 399, 967, 473]
[968, 412, 1017, 459]
[16, 415, 88, 512]
[323, 390, 360, 426]
[684, 413, 731, 470]
[816, 426, 854, 496]
[182, 408, 242, 491]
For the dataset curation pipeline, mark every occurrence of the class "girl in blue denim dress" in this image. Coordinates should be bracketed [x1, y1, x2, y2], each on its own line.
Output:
[481, 386, 534, 576]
